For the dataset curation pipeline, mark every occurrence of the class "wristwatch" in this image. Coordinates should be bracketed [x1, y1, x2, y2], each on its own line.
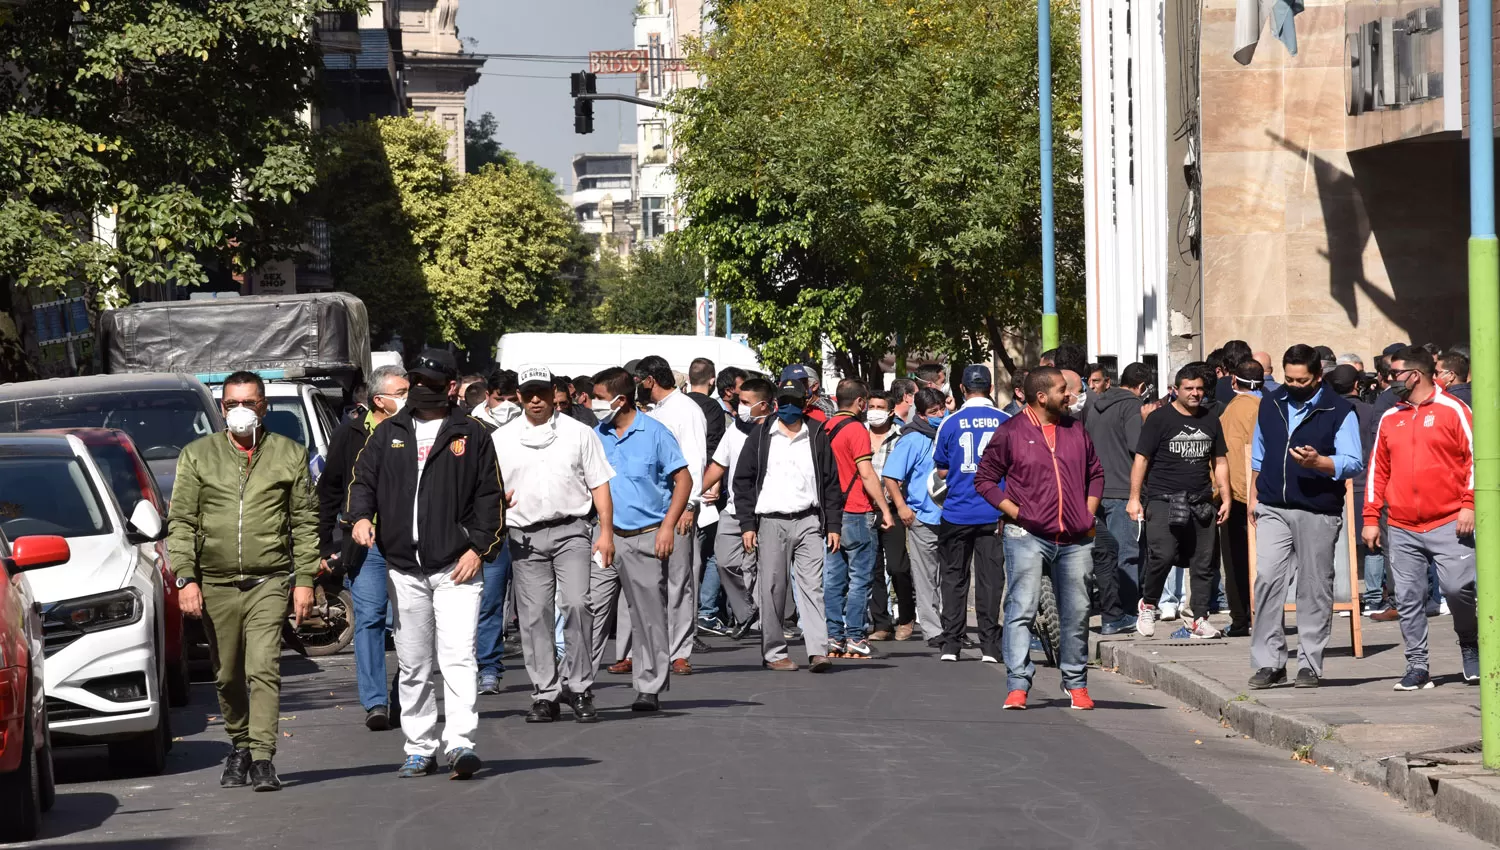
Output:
[174, 575, 199, 589]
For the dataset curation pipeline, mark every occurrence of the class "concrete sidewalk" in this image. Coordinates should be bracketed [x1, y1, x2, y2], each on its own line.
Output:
[1096, 611, 1500, 845]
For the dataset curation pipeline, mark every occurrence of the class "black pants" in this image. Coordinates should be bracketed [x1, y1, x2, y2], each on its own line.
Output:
[870, 522, 916, 632]
[1220, 500, 1251, 630]
[1141, 501, 1217, 617]
[1091, 514, 1126, 622]
[937, 521, 1004, 656]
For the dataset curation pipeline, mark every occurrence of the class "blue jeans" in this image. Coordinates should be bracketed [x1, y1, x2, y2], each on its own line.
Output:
[824, 512, 878, 641]
[1360, 545, 1386, 608]
[1098, 499, 1141, 612]
[476, 542, 512, 677]
[1001, 525, 1093, 692]
[698, 523, 724, 621]
[346, 543, 392, 710]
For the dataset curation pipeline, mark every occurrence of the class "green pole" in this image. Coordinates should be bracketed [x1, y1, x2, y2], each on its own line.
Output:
[1468, 0, 1500, 770]
[1041, 313, 1058, 352]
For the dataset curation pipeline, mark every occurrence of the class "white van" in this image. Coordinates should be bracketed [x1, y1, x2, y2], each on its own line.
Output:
[496, 333, 764, 379]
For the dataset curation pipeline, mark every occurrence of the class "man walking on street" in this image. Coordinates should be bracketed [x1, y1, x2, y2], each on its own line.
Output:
[637, 355, 708, 673]
[702, 378, 776, 635]
[822, 379, 896, 658]
[1248, 345, 1364, 689]
[732, 378, 844, 672]
[169, 371, 317, 791]
[931, 365, 1008, 662]
[1218, 358, 1265, 637]
[347, 350, 504, 778]
[1128, 367, 1232, 639]
[318, 363, 408, 730]
[687, 358, 731, 636]
[593, 368, 692, 711]
[881, 388, 950, 645]
[493, 365, 616, 723]
[1363, 346, 1479, 690]
[975, 367, 1105, 710]
[1084, 362, 1151, 634]
[865, 392, 914, 641]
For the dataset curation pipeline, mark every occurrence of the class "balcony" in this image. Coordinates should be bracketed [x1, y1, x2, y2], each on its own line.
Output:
[314, 11, 361, 55]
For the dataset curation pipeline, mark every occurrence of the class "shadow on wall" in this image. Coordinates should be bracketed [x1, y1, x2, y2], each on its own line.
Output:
[1269, 130, 1474, 347]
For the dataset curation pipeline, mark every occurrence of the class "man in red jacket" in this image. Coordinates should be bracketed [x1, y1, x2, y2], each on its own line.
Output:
[975, 367, 1105, 711]
[1362, 345, 1478, 691]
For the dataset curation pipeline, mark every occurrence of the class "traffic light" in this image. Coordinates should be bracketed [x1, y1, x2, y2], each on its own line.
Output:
[574, 98, 594, 135]
[570, 71, 597, 134]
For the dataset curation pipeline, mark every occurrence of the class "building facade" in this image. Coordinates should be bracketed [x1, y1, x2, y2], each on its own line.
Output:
[633, 0, 705, 247]
[401, 0, 483, 173]
[571, 148, 639, 259]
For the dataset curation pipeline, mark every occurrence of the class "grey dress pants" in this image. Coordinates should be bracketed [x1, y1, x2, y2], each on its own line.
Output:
[509, 518, 594, 702]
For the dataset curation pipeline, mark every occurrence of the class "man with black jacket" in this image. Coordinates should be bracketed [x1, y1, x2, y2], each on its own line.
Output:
[348, 349, 504, 780]
[317, 363, 408, 731]
[1084, 362, 1151, 634]
[732, 378, 844, 672]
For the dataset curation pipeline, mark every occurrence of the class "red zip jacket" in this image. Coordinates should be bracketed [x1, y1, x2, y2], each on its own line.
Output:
[1363, 386, 1474, 532]
[975, 408, 1104, 542]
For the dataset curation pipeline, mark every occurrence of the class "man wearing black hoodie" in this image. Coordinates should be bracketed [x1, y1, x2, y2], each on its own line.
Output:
[1084, 362, 1151, 633]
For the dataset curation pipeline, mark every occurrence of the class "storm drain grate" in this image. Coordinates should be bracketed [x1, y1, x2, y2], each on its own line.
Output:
[1406, 741, 1485, 765]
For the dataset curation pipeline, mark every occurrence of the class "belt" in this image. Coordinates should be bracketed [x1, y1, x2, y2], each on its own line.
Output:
[614, 524, 661, 538]
[761, 508, 819, 521]
[513, 515, 585, 534]
[210, 574, 286, 592]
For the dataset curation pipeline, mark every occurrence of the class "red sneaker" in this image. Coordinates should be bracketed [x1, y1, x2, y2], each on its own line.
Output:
[1065, 686, 1095, 710]
[1003, 690, 1028, 710]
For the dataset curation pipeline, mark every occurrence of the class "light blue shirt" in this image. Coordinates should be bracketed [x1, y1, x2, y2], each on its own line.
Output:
[1251, 386, 1364, 480]
[883, 429, 942, 526]
[597, 412, 688, 531]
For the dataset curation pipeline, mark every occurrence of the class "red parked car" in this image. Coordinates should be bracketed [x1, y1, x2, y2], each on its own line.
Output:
[39, 428, 191, 706]
[0, 531, 71, 842]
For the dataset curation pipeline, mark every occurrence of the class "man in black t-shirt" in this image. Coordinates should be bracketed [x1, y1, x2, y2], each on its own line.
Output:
[1127, 367, 1231, 639]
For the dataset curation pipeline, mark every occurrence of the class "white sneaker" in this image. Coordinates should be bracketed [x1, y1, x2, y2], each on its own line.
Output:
[981, 654, 999, 663]
[940, 653, 958, 662]
[1440, 599, 1451, 616]
[1188, 617, 1222, 640]
[1159, 602, 1180, 621]
[1137, 602, 1158, 637]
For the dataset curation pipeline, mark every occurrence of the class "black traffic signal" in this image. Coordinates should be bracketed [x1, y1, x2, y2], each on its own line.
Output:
[574, 98, 594, 135]
[570, 71, 597, 97]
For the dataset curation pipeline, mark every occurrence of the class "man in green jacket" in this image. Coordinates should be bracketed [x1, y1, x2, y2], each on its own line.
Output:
[167, 371, 317, 792]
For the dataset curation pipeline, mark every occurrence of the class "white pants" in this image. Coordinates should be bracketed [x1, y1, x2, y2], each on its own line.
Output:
[388, 565, 483, 757]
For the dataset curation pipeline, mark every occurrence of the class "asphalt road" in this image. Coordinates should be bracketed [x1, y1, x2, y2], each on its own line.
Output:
[16, 636, 1490, 850]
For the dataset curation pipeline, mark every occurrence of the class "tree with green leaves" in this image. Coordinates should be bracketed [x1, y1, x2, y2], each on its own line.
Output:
[675, 0, 1084, 376]
[595, 239, 707, 336]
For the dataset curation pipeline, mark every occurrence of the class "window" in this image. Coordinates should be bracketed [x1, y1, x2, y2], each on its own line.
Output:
[0, 456, 111, 539]
[84, 440, 156, 515]
[642, 196, 668, 240]
[261, 398, 311, 449]
[0, 390, 214, 462]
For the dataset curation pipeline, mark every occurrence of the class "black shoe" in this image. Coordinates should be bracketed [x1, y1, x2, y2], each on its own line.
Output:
[960, 636, 979, 650]
[697, 617, 731, 637]
[926, 637, 944, 649]
[220, 748, 252, 787]
[730, 613, 761, 640]
[1223, 623, 1252, 638]
[525, 699, 561, 723]
[365, 705, 390, 731]
[1247, 667, 1287, 689]
[250, 760, 281, 792]
[568, 690, 600, 723]
[1294, 668, 1321, 688]
[632, 693, 660, 712]
[692, 636, 710, 652]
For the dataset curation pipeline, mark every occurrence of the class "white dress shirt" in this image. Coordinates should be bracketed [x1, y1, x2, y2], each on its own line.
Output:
[712, 424, 750, 517]
[646, 389, 707, 503]
[754, 420, 819, 515]
[492, 412, 615, 529]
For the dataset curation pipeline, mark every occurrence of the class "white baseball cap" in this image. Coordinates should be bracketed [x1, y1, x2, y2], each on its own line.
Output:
[517, 364, 553, 391]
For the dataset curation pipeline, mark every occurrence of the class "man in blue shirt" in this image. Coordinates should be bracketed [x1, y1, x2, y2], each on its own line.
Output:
[881, 387, 950, 644]
[931, 365, 1009, 661]
[591, 367, 692, 712]
[1247, 345, 1365, 690]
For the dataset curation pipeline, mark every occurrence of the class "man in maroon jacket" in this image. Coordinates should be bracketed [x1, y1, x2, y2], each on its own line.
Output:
[975, 367, 1105, 711]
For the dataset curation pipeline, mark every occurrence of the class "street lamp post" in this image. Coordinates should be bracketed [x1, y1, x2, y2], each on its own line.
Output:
[1039, 0, 1058, 351]
[1469, 0, 1500, 770]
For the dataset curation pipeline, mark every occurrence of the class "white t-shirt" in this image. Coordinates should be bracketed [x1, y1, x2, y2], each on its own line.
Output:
[493, 412, 615, 529]
[412, 417, 443, 548]
[712, 424, 749, 517]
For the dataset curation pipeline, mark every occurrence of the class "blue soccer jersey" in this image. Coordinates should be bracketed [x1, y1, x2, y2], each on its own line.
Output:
[931, 399, 1009, 525]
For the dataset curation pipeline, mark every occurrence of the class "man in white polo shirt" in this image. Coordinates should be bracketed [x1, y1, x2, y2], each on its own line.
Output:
[702, 377, 776, 635]
[494, 365, 616, 724]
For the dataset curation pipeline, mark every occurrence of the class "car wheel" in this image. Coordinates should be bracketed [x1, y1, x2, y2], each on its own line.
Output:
[107, 689, 168, 777]
[167, 648, 191, 707]
[0, 693, 42, 842]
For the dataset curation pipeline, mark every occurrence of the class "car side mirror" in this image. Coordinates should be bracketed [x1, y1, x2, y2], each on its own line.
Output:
[126, 500, 167, 545]
[9, 535, 71, 572]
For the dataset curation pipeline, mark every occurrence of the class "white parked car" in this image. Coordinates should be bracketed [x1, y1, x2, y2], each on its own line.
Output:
[0, 433, 172, 776]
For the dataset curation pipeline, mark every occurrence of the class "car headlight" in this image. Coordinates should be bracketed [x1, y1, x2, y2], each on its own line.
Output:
[46, 588, 143, 633]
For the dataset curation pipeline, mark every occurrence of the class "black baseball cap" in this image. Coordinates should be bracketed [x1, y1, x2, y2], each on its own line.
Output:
[1382, 342, 1408, 357]
[775, 379, 808, 404]
[410, 348, 458, 385]
[961, 364, 992, 390]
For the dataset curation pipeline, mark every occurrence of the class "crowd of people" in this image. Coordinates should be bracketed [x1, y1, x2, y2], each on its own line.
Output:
[163, 336, 1480, 788]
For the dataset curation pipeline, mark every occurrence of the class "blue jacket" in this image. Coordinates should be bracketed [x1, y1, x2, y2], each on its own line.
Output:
[1253, 386, 1359, 515]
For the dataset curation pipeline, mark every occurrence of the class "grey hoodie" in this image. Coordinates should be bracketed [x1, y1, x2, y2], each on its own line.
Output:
[1084, 387, 1144, 500]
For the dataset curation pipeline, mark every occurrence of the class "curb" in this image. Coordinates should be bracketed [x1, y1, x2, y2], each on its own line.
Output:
[1098, 639, 1500, 846]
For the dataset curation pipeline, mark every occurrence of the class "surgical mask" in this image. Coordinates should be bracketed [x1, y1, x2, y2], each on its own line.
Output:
[379, 395, 406, 416]
[866, 410, 891, 428]
[1284, 383, 1318, 403]
[1067, 393, 1087, 417]
[592, 395, 623, 424]
[225, 405, 260, 438]
[775, 403, 802, 424]
[1391, 377, 1416, 401]
[738, 402, 766, 424]
[492, 400, 521, 425]
[926, 414, 946, 428]
[519, 415, 559, 449]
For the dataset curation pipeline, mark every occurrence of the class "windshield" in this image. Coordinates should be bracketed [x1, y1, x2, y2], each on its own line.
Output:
[0, 390, 214, 461]
[262, 399, 311, 448]
[85, 441, 156, 515]
[0, 456, 111, 539]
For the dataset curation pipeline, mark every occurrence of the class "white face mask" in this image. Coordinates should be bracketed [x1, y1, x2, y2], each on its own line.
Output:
[738, 402, 765, 424]
[1067, 392, 1087, 416]
[866, 410, 891, 428]
[591, 396, 623, 424]
[378, 395, 406, 417]
[493, 400, 521, 425]
[225, 405, 260, 437]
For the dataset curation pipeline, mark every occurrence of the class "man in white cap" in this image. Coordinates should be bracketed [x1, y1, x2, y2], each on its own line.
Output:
[494, 364, 616, 723]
